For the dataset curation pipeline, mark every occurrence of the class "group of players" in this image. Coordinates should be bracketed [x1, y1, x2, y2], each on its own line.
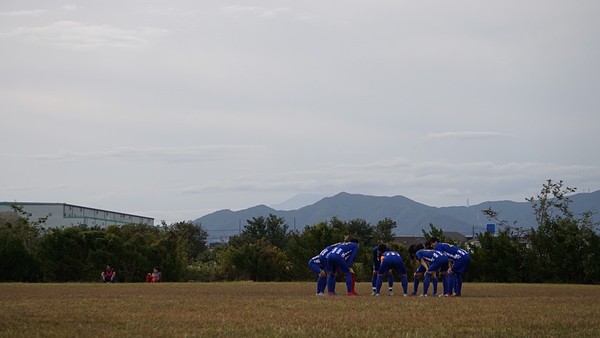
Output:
[308, 236, 470, 297]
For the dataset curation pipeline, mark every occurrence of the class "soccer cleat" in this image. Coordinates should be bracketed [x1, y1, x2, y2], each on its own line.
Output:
[419, 294, 427, 297]
[375, 293, 380, 296]
[403, 294, 408, 297]
[432, 293, 438, 297]
[347, 291, 358, 296]
[371, 291, 377, 296]
[388, 290, 393, 296]
[328, 292, 337, 296]
[316, 292, 326, 297]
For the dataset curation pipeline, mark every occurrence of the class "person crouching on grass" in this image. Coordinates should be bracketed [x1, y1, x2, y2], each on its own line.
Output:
[146, 267, 161, 283]
[326, 236, 359, 296]
[101, 264, 116, 283]
[415, 247, 449, 297]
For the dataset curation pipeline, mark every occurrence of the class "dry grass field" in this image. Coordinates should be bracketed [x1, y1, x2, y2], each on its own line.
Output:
[1, 282, 600, 337]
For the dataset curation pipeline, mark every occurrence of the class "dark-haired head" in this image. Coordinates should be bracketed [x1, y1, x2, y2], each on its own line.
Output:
[377, 243, 388, 254]
[408, 243, 425, 260]
[346, 236, 359, 244]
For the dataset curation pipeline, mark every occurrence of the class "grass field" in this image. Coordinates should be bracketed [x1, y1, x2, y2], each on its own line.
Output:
[1, 282, 600, 337]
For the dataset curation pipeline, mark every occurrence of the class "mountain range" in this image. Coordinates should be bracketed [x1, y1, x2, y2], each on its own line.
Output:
[194, 190, 600, 243]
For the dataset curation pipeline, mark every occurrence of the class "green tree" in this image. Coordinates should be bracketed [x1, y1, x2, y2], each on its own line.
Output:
[0, 235, 42, 282]
[471, 179, 600, 284]
[39, 226, 93, 281]
[373, 218, 397, 243]
[346, 218, 374, 244]
[0, 205, 44, 282]
[229, 214, 289, 249]
[284, 221, 346, 280]
[216, 239, 291, 281]
[421, 223, 451, 243]
[526, 180, 600, 283]
[169, 221, 209, 261]
[469, 229, 528, 282]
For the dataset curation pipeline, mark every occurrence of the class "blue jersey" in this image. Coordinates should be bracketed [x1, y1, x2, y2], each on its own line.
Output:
[319, 243, 338, 258]
[416, 249, 444, 262]
[309, 255, 323, 266]
[434, 242, 469, 261]
[372, 245, 391, 270]
[310, 243, 339, 269]
[327, 242, 359, 266]
[379, 251, 407, 275]
[416, 249, 449, 272]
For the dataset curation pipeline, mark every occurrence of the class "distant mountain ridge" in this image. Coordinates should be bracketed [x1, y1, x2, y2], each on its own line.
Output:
[195, 191, 600, 242]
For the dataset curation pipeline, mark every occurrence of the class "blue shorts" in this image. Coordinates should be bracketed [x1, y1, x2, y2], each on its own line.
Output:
[428, 256, 449, 273]
[379, 256, 406, 276]
[451, 254, 470, 274]
[327, 253, 350, 274]
[308, 258, 323, 275]
[439, 260, 449, 272]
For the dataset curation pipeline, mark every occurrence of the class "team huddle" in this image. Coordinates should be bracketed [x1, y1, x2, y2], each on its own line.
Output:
[308, 236, 471, 297]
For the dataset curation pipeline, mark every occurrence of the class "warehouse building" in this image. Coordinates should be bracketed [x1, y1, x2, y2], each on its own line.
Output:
[0, 202, 154, 228]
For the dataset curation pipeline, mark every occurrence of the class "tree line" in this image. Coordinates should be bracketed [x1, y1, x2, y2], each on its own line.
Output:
[1, 180, 599, 283]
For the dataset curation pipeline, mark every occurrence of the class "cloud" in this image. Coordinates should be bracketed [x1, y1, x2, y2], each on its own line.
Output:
[176, 157, 600, 207]
[145, 6, 196, 17]
[4, 21, 167, 50]
[219, 5, 292, 19]
[20, 145, 263, 163]
[0, 9, 46, 17]
[62, 5, 78, 12]
[426, 131, 516, 140]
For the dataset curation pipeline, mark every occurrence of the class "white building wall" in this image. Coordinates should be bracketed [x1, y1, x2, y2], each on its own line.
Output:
[0, 202, 154, 228]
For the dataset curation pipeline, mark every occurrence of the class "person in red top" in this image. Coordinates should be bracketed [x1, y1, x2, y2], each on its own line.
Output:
[146, 267, 162, 283]
[101, 264, 116, 283]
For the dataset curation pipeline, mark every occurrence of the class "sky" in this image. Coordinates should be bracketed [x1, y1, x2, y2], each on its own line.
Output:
[1, 1, 599, 225]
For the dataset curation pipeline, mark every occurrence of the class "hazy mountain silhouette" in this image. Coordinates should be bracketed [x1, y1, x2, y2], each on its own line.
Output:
[268, 193, 328, 211]
[195, 191, 600, 242]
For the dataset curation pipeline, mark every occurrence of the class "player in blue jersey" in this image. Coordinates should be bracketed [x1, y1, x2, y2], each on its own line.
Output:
[408, 243, 439, 296]
[371, 244, 394, 295]
[408, 244, 424, 295]
[430, 237, 470, 296]
[326, 236, 360, 296]
[308, 242, 339, 296]
[374, 244, 408, 296]
[415, 248, 449, 297]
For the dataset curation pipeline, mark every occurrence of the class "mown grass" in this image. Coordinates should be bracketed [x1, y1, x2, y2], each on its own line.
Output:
[1, 282, 599, 337]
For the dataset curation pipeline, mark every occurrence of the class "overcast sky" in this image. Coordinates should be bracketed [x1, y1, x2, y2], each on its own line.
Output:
[1, 1, 599, 225]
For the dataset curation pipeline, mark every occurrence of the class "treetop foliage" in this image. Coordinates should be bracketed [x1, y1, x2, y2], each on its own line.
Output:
[1, 180, 599, 284]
